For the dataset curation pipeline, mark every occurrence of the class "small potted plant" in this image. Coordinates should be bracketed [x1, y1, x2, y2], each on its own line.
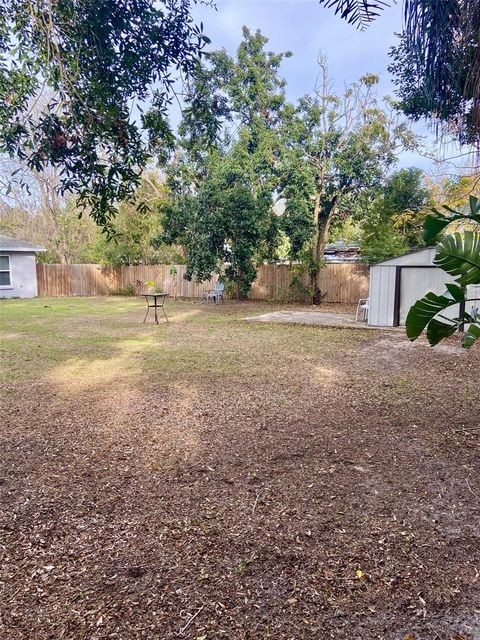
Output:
[144, 279, 159, 294]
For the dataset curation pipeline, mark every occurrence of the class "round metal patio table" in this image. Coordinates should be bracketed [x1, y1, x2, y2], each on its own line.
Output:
[142, 293, 169, 324]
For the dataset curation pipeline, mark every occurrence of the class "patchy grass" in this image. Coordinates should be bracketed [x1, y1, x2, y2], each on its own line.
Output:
[1, 297, 479, 639]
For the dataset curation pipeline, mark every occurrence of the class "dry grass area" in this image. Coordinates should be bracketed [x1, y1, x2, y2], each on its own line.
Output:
[1, 297, 479, 640]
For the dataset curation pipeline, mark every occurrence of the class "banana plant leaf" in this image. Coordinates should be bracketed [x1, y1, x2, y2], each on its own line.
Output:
[463, 323, 480, 348]
[407, 197, 480, 349]
[423, 196, 480, 244]
[434, 231, 480, 286]
[405, 283, 465, 341]
[425, 317, 461, 346]
[423, 211, 466, 244]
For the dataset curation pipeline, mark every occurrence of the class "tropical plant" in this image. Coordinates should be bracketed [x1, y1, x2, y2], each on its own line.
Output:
[319, 0, 480, 148]
[406, 196, 480, 348]
[318, 0, 388, 29]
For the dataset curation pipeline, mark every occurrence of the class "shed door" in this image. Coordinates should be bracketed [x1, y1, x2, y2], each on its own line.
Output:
[399, 267, 459, 325]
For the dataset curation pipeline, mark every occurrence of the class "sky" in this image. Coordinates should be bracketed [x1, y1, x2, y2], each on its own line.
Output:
[185, 0, 458, 175]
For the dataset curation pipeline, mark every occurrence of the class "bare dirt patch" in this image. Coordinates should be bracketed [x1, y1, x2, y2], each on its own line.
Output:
[1, 298, 479, 639]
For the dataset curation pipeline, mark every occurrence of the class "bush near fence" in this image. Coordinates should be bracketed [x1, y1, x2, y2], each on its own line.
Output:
[36, 263, 369, 304]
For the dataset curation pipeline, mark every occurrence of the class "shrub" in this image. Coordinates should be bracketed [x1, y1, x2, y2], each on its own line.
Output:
[109, 284, 136, 296]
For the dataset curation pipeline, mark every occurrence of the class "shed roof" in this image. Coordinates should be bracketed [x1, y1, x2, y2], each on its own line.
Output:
[0, 234, 45, 252]
[372, 246, 436, 267]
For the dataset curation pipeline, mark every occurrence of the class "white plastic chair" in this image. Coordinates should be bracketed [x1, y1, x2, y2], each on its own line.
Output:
[356, 298, 369, 322]
[204, 281, 225, 304]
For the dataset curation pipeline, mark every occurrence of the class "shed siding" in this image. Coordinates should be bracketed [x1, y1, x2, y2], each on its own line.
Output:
[368, 265, 396, 326]
[467, 285, 480, 310]
[398, 268, 459, 325]
[467, 285, 480, 329]
[0, 252, 38, 298]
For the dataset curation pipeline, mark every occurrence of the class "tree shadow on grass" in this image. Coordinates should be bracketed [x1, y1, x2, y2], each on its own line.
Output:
[1, 301, 479, 639]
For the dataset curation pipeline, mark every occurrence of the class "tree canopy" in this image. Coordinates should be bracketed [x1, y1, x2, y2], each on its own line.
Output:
[319, 0, 480, 148]
[162, 33, 419, 299]
[0, 0, 209, 232]
[359, 167, 434, 263]
[162, 28, 289, 296]
[278, 61, 414, 297]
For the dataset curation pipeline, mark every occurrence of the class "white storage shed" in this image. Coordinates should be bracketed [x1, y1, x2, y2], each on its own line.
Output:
[368, 247, 480, 327]
[0, 235, 45, 298]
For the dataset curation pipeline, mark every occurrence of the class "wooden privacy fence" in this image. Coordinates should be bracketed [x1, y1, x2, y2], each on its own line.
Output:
[36, 262, 369, 304]
[249, 263, 369, 304]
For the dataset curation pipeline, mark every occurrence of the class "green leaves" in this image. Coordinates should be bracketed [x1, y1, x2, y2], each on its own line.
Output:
[423, 210, 462, 244]
[406, 196, 480, 349]
[423, 196, 480, 244]
[434, 232, 480, 286]
[425, 317, 460, 345]
[406, 284, 465, 341]
[318, 1, 389, 30]
[406, 284, 480, 349]
[388, 1, 480, 149]
[463, 323, 480, 348]
[1, 0, 207, 232]
[165, 29, 295, 296]
[163, 155, 276, 297]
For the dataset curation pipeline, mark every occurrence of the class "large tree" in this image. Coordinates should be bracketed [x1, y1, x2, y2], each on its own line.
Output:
[0, 0, 208, 232]
[163, 153, 276, 297]
[89, 173, 184, 266]
[279, 61, 413, 299]
[162, 28, 289, 295]
[359, 167, 434, 263]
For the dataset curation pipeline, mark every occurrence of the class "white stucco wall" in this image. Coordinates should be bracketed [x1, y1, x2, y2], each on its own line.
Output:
[0, 252, 38, 298]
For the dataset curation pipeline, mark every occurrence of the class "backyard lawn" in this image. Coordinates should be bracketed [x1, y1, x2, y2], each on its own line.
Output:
[1, 297, 479, 639]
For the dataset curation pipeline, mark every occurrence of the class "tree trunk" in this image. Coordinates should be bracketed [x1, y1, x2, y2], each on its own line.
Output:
[311, 184, 337, 303]
[310, 191, 321, 298]
[311, 203, 333, 304]
[314, 215, 332, 293]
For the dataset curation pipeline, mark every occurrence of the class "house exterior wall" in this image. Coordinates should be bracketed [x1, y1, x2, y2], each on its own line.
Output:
[0, 252, 38, 298]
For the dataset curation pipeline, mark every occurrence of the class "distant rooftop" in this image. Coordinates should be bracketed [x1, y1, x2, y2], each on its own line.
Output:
[0, 234, 45, 252]
[324, 242, 360, 263]
[274, 242, 361, 265]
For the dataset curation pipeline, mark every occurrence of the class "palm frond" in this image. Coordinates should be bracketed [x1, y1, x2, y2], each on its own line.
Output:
[319, 0, 391, 30]
[401, 0, 480, 148]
